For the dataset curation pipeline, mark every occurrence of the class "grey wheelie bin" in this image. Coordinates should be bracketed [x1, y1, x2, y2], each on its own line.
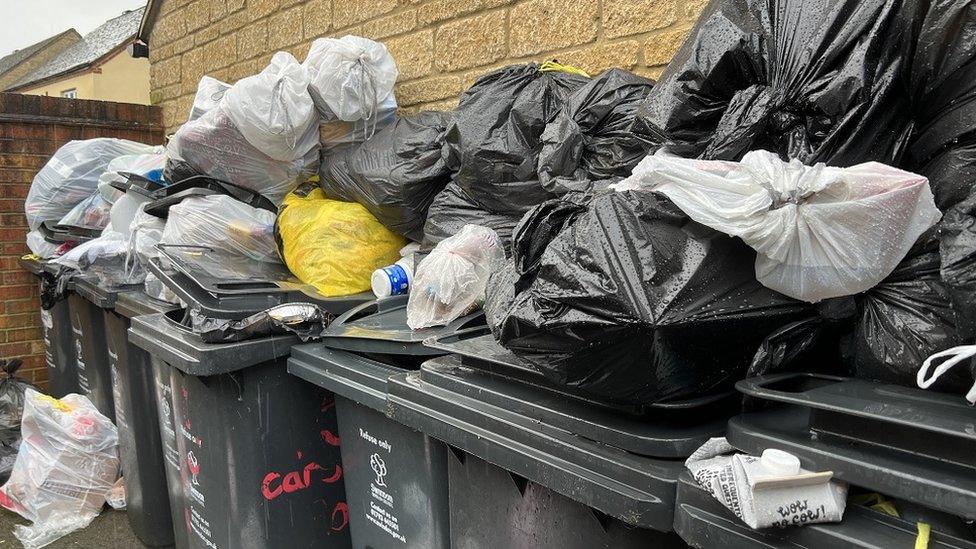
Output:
[69, 276, 126, 421]
[127, 255, 370, 549]
[19, 256, 78, 397]
[287, 296, 484, 549]
[106, 290, 180, 547]
[385, 326, 735, 548]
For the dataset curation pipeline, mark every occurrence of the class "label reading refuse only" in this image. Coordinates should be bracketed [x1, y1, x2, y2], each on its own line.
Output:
[41, 309, 55, 371]
[72, 327, 90, 394]
[360, 427, 405, 543]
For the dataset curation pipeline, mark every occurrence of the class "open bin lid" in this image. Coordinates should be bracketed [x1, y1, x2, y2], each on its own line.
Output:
[142, 174, 277, 218]
[115, 290, 179, 319]
[728, 373, 976, 520]
[39, 220, 97, 244]
[71, 276, 140, 309]
[148, 250, 371, 320]
[386, 356, 686, 532]
[674, 473, 976, 548]
[288, 296, 487, 413]
[321, 295, 485, 356]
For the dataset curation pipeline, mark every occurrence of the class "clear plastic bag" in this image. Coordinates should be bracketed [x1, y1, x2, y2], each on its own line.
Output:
[223, 52, 319, 163]
[25, 231, 61, 259]
[0, 360, 37, 449]
[612, 150, 943, 302]
[25, 138, 159, 231]
[53, 231, 140, 288]
[304, 35, 398, 122]
[166, 105, 318, 206]
[162, 195, 281, 266]
[57, 192, 113, 231]
[276, 186, 406, 296]
[0, 390, 119, 549]
[187, 75, 230, 123]
[407, 224, 505, 329]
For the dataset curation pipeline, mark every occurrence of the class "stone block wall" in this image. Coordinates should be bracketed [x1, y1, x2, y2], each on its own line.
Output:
[146, 0, 707, 131]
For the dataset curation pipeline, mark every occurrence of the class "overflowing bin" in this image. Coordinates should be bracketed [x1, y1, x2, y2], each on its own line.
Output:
[287, 296, 483, 549]
[127, 257, 371, 549]
[106, 290, 179, 547]
[18, 256, 78, 397]
[385, 327, 733, 548]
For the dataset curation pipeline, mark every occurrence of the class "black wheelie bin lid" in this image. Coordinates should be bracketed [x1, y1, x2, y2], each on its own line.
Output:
[421, 326, 732, 458]
[727, 373, 976, 521]
[39, 220, 98, 244]
[288, 295, 486, 413]
[147, 251, 371, 319]
[386, 356, 688, 532]
[72, 275, 140, 309]
[674, 472, 976, 549]
[19, 255, 43, 275]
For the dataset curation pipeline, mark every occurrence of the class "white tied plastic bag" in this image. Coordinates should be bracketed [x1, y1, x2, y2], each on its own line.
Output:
[304, 36, 398, 123]
[187, 75, 231, 123]
[223, 51, 319, 162]
[0, 390, 119, 549]
[25, 138, 160, 231]
[612, 150, 943, 302]
[161, 195, 281, 265]
[407, 225, 505, 329]
[25, 230, 60, 259]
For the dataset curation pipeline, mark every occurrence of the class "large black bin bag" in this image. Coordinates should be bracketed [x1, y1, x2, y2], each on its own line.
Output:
[907, 0, 976, 211]
[632, 0, 920, 166]
[445, 64, 588, 215]
[484, 190, 809, 406]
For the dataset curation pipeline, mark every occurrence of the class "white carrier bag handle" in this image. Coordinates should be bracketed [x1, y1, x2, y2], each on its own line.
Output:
[918, 345, 976, 404]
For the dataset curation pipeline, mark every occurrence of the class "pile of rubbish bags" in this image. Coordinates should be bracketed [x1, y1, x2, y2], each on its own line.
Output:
[24, 0, 976, 412]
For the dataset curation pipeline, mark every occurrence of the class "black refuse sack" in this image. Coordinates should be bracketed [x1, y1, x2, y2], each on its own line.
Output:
[446, 64, 589, 215]
[842, 233, 970, 391]
[906, 0, 976, 211]
[421, 182, 522, 255]
[940, 191, 976, 340]
[321, 112, 454, 241]
[38, 267, 72, 311]
[631, 0, 919, 166]
[484, 189, 809, 406]
[0, 359, 37, 478]
[538, 68, 655, 193]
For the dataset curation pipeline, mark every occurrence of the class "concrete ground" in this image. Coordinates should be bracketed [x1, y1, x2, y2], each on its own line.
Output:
[0, 508, 143, 548]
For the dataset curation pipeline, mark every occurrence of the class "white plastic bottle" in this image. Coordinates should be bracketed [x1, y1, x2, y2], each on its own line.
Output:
[371, 257, 414, 298]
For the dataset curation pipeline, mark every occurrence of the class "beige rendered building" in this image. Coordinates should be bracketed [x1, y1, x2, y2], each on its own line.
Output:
[6, 8, 151, 105]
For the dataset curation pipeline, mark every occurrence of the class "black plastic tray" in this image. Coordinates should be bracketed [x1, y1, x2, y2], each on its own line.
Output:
[143, 175, 277, 218]
[39, 220, 96, 244]
[674, 473, 976, 548]
[387, 357, 687, 532]
[321, 295, 486, 356]
[728, 373, 976, 520]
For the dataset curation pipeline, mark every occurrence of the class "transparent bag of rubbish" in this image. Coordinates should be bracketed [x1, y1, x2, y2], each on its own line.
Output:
[407, 224, 505, 329]
[57, 192, 113, 231]
[611, 150, 942, 302]
[304, 35, 398, 122]
[25, 231, 60, 259]
[161, 194, 281, 271]
[0, 390, 119, 549]
[25, 138, 159, 230]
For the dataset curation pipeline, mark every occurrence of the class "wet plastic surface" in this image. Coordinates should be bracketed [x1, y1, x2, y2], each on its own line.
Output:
[485, 189, 809, 406]
[421, 181, 521, 254]
[940, 191, 976, 342]
[728, 373, 976, 520]
[128, 312, 351, 549]
[322, 112, 453, 241]
[674, 473, 976, 548]
[387, 356, 688, 532]
[632, 0, 919, 166]
[106, 291, 177, 547]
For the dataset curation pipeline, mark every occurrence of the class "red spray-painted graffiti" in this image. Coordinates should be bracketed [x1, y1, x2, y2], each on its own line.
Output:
[261, 462, 342, 501]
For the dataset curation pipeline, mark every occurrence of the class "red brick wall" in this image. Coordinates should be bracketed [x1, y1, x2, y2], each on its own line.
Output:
[0, 93, 163, 388]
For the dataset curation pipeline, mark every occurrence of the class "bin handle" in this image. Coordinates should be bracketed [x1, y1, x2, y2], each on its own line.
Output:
[734, 372, 849, 405]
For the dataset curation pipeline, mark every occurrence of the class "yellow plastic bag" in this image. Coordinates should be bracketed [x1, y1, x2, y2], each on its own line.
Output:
[277, 186, 406, 296]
